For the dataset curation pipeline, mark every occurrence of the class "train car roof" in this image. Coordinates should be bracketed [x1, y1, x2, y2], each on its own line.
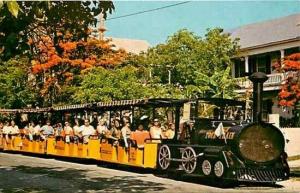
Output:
[0, 98, 188, 113]
[96, 98, 188, 109]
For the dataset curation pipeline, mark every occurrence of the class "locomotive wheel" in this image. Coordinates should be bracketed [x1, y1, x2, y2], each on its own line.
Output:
[201, 160, 212, 175]
[214, 161, 224, 177]
[158, 145, 171, 170]
[181, 147, 197, 174]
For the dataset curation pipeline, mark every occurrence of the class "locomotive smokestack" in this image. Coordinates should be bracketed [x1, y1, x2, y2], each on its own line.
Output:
[249, 72, 268, 123]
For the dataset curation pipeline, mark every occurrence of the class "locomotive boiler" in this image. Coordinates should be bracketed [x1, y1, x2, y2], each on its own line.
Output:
[157, 72, 290, 183]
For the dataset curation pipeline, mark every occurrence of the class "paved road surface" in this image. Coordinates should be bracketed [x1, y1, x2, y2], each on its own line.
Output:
[0, 152, 299, 193]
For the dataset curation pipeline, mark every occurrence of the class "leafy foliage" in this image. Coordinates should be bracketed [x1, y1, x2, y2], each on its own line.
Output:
[274, 53, 300, 107]
[128, 28, 240, 99]
[0, 1, 114, 60]
[0, 57, 37, 108]
[30, 35, 127, 106]
[73, 66, 183, 103]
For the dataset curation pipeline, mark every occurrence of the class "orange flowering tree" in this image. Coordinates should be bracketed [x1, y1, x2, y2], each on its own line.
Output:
[0, 1, 114, 60]
[30, 33, 127, 106]
[274, 53, 300, 107]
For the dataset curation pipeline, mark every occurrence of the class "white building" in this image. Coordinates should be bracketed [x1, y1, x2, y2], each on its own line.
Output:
[229, 13, 300, 126]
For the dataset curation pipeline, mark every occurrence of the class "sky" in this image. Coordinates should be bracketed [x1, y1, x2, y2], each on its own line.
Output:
[104, 1, 300, 46]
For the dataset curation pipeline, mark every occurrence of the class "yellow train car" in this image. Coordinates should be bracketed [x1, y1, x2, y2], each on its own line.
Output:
[44, 135, 158, 168]
[2, 135, 22, 151]
[0, 99, 185, 170]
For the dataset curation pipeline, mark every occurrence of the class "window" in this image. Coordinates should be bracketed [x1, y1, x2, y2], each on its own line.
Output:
[233, 58, 245, 77]
[248, 54, 271, 74]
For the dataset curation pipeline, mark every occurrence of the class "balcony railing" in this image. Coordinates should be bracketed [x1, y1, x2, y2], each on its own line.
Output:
[236, 73, 285, 91]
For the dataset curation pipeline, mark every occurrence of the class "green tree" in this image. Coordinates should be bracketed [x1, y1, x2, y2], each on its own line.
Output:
[127, 28, 240, 99]
[0, 56, 37, 108]
[73, 66, 183, 103]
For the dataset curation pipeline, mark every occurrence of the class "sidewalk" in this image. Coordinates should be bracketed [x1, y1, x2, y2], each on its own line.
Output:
[289, 159, 300, 169]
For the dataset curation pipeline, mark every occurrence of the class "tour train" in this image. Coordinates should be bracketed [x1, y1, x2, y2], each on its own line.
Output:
[0, 72, 289, 184]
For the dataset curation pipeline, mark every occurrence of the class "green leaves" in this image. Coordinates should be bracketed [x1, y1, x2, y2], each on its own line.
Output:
[0, 57, 37, 108]
[73, 65, 183, 103]
[6, 0, 20, 18]
[130, 28, 240, 100]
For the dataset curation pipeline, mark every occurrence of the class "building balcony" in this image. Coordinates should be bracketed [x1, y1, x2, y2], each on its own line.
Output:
[235, 73, 285, 93]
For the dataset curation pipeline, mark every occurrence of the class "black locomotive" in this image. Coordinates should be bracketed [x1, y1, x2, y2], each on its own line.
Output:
[157, 72, 290, 183]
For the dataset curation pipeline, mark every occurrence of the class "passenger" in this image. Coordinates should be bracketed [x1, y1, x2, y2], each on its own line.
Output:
[40, 120, 54, 140]
[10, 120, 19, 135]
[90, 112, 99, 129]
[24, 121, 35, 141]
[73, 118, 82, 143]
[130, 124, 150, 148]
[161, 124, 168, 139]
[55, 123, 63, 137]
[110, 119, 121, 146]
[164, 123, 175, 139]
[64, 121, 73, 143]
[2, 121, 10, 141]
[80, 119, 95, 144]
[96, 119, 108, 139]
[121, 117, 131, 148]
[2, 121, 10, 134]
[33, 122, 41, 139]
[150, 119, 162, 140]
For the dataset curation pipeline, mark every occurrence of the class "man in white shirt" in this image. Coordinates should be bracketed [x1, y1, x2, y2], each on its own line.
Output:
[80, 119, 95, 144]
[10, 120, 19, 135]
[40, 120, 54, 140]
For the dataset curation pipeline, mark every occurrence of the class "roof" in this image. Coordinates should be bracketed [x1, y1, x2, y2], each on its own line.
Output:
[229, 13, 300, 49]
[0, 98, 188, 113]
[107, 37, 151, 54]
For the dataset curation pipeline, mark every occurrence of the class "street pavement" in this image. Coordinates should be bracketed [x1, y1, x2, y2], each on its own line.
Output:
[0, 152, 300, 193]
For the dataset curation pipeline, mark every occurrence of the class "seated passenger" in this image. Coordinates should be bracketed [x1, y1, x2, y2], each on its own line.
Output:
[130, 124, 150, 148]
[80, 119, 95, 144]
[40, 120, 54, 140]
[109, 119, 121, 145]
[73, 118, 82, 142]
[33, 122, 41, 139]
[64, 121, 73, 143]
[54, 123, 63, 137]
[164, 123, 175, 139]
[2, 121, 10, 141]
[24, 121, 35, 141]
[10, 120, 19, 135]
[161, 124, 167, 139]
[121, 118, 131, 148]
[3, 120, 19, 142]
[150, 119, 162, 140]
[96, 119, 108, 139]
